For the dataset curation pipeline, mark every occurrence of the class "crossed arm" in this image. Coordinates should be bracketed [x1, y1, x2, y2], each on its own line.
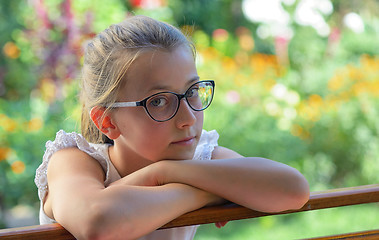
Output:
[45, 146, 309, 240]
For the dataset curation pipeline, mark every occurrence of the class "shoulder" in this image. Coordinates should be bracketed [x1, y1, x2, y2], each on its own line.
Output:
[211, 146, 243, 160]
[48, 147, 105, 183]
[43, 130, 109, 174]
[35, 130, 108, 201]
[42, 147, 106, 224]
[45, 130, 107, 183]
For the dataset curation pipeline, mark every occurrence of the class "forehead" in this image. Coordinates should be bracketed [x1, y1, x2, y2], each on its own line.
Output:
[121, 46, 198, 99]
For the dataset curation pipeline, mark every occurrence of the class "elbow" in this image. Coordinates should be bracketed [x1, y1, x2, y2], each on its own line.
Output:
[293, 171, 310, 209]
[263, 170, 310, 213]
[287, 181, 310, 210]
[280, 171, 310, 211]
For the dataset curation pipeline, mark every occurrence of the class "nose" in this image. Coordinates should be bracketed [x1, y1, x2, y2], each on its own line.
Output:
[174, 98, 197, 128]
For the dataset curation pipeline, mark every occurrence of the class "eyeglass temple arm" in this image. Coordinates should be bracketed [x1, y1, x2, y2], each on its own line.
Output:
[111, 102, 140, 108]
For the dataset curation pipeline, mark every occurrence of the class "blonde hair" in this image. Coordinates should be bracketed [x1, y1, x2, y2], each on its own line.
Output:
[80, 15, 195, 144]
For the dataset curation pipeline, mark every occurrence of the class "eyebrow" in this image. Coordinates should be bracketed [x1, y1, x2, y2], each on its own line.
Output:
[147, 76, 200, 93]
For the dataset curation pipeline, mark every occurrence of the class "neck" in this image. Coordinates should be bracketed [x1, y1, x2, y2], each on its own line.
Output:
[108, 144, 153, 177]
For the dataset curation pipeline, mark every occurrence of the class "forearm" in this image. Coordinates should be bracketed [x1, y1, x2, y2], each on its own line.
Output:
[96, 183, 208, 238]
[54, 183, 212, 240]
[160, 157, 310, 213]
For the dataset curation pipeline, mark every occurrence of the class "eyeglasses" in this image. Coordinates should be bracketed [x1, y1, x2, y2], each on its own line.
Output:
[110, 80, 215, 122]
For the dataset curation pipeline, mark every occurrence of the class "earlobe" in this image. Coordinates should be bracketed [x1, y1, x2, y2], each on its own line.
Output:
[90, 106, 120, 139]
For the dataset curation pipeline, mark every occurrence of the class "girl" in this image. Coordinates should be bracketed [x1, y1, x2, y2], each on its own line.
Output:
[35, 15, 309, 240]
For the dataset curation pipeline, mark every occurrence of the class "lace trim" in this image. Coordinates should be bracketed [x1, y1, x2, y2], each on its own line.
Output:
[194, 130, 219, 161]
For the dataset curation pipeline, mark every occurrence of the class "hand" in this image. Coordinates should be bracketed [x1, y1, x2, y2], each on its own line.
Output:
[215, 221, 228, 228]
[205, 196, 229, 228]
[110, 163, 164, 187]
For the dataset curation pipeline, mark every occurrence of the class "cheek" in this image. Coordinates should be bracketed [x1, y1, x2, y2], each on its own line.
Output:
[125, 116, 164, 141]
[136, 127, 173, 161]
[129, 120, 170, 151]
[114, 107, 153, 131]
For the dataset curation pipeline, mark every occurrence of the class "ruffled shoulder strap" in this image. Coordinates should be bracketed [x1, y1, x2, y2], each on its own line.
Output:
[34, 130, 110, 202]
[193, 129, 219, 161]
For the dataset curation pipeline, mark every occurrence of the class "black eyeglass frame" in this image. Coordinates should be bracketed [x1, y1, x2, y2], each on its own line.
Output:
[109, 80, 215, 122]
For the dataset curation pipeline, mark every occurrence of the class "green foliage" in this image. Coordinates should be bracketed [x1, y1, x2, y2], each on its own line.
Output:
[0, 0, 128, 226]
[168, 0, 251, 36]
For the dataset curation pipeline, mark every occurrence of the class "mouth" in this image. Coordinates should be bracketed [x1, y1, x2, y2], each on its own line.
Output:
[172, 136, 196, 145]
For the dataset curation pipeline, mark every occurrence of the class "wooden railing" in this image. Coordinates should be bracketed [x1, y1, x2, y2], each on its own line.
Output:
[1, 184, 379, 240]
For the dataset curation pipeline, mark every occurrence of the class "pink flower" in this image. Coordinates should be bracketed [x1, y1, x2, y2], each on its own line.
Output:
[226, 90, 240, 104]
[213, 29, 229, 42]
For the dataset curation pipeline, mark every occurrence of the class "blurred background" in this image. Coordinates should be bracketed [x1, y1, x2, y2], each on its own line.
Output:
[0, 0, 378, 239]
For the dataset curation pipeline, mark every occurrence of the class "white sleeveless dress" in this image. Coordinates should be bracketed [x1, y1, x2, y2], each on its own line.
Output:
[34, 129, 219, 240]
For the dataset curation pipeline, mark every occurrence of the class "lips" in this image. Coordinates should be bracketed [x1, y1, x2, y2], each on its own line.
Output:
[172, 136, 196, 145]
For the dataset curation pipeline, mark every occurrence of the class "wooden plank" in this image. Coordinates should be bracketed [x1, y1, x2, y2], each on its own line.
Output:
[161, 184, 379, 228]
[0, 223, 75, 240]
[1, 184, 379, 239]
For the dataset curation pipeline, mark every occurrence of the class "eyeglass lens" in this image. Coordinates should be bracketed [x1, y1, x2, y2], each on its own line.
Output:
[145, 81, 213, 121]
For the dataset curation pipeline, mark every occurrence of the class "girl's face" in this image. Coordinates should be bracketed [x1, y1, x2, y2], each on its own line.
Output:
[112, 46, 204, 162]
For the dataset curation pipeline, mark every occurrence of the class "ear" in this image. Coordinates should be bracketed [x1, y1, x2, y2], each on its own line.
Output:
[90, 106, 120, 140]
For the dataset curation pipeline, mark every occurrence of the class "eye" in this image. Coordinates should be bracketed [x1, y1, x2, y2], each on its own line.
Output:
[149, 96, 168, 107]
[187, 87, 199, 98]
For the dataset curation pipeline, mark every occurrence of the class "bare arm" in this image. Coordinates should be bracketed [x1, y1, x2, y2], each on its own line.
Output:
[46, 148, 220, 240]
[118, 146, 309, 213]
[162, 146, 310, 212]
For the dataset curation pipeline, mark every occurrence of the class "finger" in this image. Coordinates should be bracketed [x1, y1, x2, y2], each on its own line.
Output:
[215, 221, 228, 228]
